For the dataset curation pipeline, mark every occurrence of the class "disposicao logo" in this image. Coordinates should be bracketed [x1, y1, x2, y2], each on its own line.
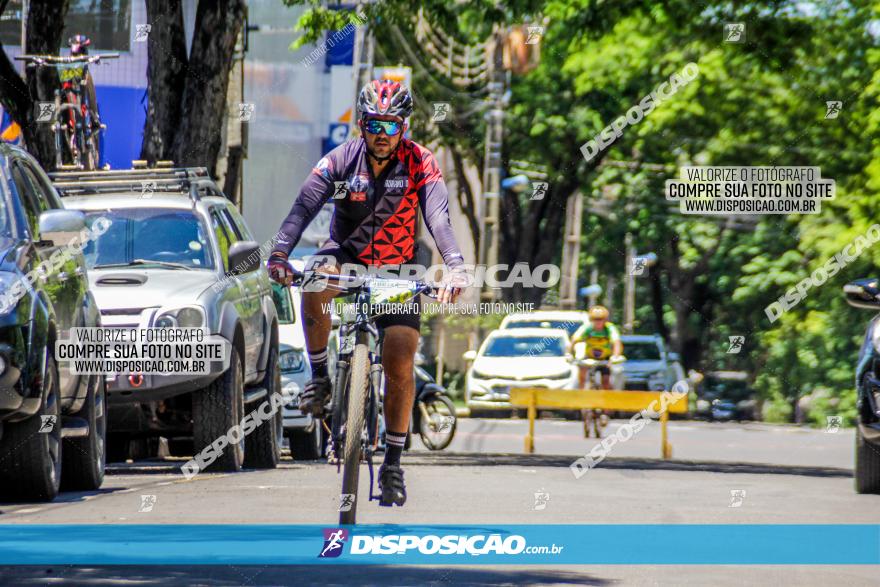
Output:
[318, 528, 348, 558]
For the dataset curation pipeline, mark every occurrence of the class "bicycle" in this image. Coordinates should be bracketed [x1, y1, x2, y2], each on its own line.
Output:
[15, 53, 118, 170]
[576, 356, 626, 438]
[287, 266, 437, 525]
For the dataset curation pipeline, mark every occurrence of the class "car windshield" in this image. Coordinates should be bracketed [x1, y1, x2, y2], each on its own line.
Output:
[506, 320, 583, 336]
[624, 341, 663, 361]
[483, 336, 567, 357]
[81, 209, 214, 270]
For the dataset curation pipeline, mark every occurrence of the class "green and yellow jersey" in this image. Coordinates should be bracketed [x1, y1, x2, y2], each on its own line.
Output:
[572, 322, 621, 360]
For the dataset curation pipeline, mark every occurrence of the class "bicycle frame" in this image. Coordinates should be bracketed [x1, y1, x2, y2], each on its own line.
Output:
[290, 267, 435, 522]
[330, 287, 383, 471]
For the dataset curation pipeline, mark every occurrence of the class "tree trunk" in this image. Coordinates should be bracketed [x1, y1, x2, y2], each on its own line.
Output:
[223, 144, 244, 207]
[23, 0, 71, 169]
[140, 0, 187, 164]
[170, 0, 245, 174]
[498, 177, 577, 305]
[649, 266, 670, 342]
[448, 148, 481, 256]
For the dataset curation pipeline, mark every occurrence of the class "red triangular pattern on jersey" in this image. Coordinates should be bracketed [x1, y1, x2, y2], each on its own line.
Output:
[357, 188, 419, 265]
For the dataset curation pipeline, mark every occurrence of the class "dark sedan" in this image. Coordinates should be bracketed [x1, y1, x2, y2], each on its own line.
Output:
[0, 144, 105, 502]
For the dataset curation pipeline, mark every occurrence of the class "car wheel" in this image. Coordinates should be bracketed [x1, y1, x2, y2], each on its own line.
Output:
[243, 342, 282, 469]
[855, 424, 880, 494]
[193, 349, 245, 472]
[0, 356, 62, 502]
[61, 374, 106, 490]
[288, 420, 323, 460]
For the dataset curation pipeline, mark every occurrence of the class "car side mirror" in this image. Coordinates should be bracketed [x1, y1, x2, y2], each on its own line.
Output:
[844, 279, 880, 309]
[463, 350, 477, 362]
[38, 209, 86, 247]
[227, 240, 261, 275]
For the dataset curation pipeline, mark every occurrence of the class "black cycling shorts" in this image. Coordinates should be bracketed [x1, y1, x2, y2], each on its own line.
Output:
[307, 246, 421, 333]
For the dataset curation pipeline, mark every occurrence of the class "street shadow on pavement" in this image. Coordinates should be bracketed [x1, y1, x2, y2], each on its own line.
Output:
[404, 452, 852, 478]
[0, 565, 611, 586]
[105, 459, 311, 476]
[0, 488, 121, 509]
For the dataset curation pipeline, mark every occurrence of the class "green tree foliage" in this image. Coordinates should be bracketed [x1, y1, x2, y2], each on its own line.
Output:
[288, 0, 878, 424]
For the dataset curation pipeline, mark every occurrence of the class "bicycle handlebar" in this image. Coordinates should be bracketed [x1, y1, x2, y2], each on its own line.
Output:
[578, 356, 627, 366]
[286, 265, 439, 299]
[15, 53, 120, 66]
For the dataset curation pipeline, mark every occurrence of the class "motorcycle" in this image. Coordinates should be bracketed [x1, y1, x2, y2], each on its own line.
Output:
[411, 353, 457, 450]
[376, 351, 458, 451]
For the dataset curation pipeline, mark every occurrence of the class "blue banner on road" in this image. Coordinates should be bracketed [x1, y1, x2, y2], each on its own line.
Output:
[0, 525, 877, 565]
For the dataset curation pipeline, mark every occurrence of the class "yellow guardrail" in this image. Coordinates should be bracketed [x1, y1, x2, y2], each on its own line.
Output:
[508, 388, 688, 459]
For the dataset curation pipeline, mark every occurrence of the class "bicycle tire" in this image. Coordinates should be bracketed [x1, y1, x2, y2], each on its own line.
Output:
[419, 394, 457, 451]
[339, 343, 369, 525]
[84, 130, 99, 171]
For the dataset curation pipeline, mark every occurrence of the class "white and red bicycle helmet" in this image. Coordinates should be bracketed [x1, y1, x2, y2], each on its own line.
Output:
[357, 79, 413, 120]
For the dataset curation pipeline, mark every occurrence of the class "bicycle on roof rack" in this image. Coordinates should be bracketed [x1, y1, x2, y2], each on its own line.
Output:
[15, 53, 118, 171]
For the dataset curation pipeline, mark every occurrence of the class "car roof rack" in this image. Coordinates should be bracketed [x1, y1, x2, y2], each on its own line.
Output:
[49, 167, 219, 204]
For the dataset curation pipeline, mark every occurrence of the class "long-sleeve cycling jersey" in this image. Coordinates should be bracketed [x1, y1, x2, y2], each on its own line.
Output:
[271, 137, 464, 269]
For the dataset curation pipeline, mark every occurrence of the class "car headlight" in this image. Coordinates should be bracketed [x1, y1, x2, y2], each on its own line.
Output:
[0, 354, 5, 376]
[279, 349, 305, 373]
[154, 306, 206, 328]
[154, 315, 177, 328]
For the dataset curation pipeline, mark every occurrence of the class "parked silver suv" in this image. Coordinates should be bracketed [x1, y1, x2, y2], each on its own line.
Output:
[51, 167, 280, 472]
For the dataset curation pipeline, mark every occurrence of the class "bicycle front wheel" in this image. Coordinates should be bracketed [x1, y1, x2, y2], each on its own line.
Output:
[339, 343, 369, 525]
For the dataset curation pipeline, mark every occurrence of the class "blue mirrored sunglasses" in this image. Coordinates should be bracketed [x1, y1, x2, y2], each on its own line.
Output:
[363, 118, 403, 136]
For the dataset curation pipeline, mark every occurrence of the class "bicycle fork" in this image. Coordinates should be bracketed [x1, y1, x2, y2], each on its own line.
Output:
[366, 360, 384, 502]
[330, 358, 350, 472]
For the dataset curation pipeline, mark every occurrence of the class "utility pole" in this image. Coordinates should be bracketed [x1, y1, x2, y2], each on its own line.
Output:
[623, 232, 635, 334]
[559, 192, 584, 309]
[588, 268, 599, 306]
[478, 28, 505, 302]
[622, 234, 657, 333]
[349, 2, 374, 139]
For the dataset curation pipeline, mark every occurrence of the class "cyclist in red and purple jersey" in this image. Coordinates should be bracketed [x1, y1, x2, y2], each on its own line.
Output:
[267, 79, 465, 507]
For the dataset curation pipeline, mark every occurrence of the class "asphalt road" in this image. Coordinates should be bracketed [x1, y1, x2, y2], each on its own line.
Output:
[0, 418, 875, 586]
[450, 416, 854, 469]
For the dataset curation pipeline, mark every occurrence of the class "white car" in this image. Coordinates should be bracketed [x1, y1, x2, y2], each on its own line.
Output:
[464, 328, 578, 416]
[271, 273, 338, 460]
[499, 310, 589, 338]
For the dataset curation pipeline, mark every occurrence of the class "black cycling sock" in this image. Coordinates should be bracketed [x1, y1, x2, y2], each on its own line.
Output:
[384, 429, 407, 466]
[308, 348, 329, 379]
